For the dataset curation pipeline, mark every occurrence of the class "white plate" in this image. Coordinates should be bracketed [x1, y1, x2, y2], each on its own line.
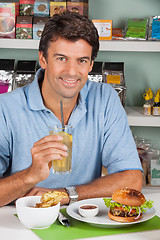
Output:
[66, 198, 156, 228]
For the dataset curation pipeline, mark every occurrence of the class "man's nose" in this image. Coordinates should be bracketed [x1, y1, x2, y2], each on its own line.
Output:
[66, 60, 78, 76]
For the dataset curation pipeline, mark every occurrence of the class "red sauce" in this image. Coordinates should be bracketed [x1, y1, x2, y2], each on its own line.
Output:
[80, 205, 97, 210]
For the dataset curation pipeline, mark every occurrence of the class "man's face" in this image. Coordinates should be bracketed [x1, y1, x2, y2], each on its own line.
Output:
[39, 38, 94, 103]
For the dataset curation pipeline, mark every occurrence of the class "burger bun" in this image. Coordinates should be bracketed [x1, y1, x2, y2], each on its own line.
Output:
[112, 187, 145, 207]
[108, 210, 142, 223]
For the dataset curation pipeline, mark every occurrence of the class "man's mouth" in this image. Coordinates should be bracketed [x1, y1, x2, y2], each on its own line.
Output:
[63, 79, 78, 83]
[60, 77, 80, 85]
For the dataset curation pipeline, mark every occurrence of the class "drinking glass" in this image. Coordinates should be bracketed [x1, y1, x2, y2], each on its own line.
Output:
[49, 125, 72, 174]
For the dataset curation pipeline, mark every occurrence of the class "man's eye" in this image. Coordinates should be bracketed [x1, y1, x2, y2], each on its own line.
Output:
[79, 59, 87, 63]
[57, 57, 66, 61]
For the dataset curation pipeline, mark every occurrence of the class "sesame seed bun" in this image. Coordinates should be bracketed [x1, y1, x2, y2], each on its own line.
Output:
[112, 187, 145, 207]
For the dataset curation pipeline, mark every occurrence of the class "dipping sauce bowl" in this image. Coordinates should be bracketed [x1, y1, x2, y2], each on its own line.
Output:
[78, 204, 99, 218]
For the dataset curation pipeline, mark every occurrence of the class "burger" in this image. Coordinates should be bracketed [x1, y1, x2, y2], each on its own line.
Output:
[103, 187, 153, 223]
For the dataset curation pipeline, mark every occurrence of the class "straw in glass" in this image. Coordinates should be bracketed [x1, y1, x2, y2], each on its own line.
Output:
[60, 100, 65, 131]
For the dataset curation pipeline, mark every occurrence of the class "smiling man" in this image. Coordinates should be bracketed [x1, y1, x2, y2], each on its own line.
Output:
[40, 38, 94, 122]
[0, 12, 143, 206]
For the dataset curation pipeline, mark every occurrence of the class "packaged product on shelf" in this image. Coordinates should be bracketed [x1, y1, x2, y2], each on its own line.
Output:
[66, 0, 87, 16]
[50, 0, 66, 17]
[148, 148, 160, 186]
[88, 62, 103, 83]
[16, 16, 33, 39]
[124, 18, 148, 40]
[137, 147, 148, 187]
[112, 84, 126, 107]
[148, 16, 160, 41]
[134, 136, 152, 186]
[147, 87, 153, 105]
[112, 28, 125, 40]
[0, 59, 15, 94]
[34, 0, 50, 17]
[152, 92, 160, 116]
[0, 1, 19, 38]
[33, 17, 48, 39]
[83, 0, 88, 17]
[102, 62, 125, 85]
[102, 62, 126, 107]
[13, 60, 37, 90]
[143, 92, 151, 115]
[19, 0, 35, 16]
[92, 19, 112, 40]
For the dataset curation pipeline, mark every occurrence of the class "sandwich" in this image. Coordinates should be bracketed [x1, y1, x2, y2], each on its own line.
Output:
[103, 187, 153, 223]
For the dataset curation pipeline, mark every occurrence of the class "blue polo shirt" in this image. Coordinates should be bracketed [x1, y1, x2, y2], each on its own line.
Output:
[0, 68, 142, 188]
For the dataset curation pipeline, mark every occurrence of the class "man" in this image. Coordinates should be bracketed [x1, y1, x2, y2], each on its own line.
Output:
[0, 12, 143, 207]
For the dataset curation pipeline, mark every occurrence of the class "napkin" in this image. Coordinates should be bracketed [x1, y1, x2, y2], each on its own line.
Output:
[32, 209, 160, 240]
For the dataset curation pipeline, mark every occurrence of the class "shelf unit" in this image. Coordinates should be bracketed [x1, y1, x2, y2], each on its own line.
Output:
[1, 38, 160, 52]
[0, 39, 39, 49]
[126, 106, 160, 127]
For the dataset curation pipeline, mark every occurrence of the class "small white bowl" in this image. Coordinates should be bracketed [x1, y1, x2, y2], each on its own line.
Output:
[16, 196, 60, 229]
[78, 204, 99, 218]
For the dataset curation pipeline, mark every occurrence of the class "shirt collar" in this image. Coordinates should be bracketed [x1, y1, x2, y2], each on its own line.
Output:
[26, 68, 89, 111]
[26, 68, 47, 111]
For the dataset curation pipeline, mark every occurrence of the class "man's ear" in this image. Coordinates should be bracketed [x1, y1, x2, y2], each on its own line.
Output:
[89, 60, 94, 73]
[39, 52, 47, 69]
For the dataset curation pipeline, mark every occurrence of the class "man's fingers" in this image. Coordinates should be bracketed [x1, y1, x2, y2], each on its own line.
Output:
[33, 135, 63, 147]
[32, 141, 68, 154]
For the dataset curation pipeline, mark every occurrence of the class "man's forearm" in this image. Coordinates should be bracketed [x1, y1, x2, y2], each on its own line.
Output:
[0, 168, 38, 207]
[16, 169, 143, 206]
[75, 170, 143, 201]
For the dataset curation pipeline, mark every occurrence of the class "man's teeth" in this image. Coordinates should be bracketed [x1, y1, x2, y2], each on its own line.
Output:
[63, 79, 77, 83]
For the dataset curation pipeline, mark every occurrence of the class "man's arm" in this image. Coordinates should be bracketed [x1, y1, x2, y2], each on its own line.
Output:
[0, 134, 143, 207]
[76, 169, 143, 200]
[0, 169, 38, 207]
[0, 134, 68, 207]
[25, 169, 143, 205]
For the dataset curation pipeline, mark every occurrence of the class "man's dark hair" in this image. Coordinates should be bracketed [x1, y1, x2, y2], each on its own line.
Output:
[39, 11, 99, 61]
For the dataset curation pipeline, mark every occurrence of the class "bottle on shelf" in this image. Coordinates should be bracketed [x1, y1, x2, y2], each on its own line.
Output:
[152, 92, 160, 116]
[143, 93, 151, 115]
[147, 88, 153, 106]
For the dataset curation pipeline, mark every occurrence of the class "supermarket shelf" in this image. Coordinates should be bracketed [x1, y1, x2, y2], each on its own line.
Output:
[0, 39, 39, 49]
[126, 106, 160, 127]
[100, 40, 160, 52]
[1, 39, 160, 52]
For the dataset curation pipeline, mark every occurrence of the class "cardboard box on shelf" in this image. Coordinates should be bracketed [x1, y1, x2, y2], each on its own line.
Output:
[20, 0, 35, 16]
[33, 16, 48, 39]
[92, 19, 112, 40]
[66, 1, 86, 16]
[16, 15, 33, 39]
[34, 0, 50, 17]
[50, 1, 66, 17]
[0, 1, 19, 38]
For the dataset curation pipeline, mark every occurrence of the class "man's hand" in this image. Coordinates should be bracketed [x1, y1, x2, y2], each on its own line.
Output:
[24, 186, 70, 205]
[27, 135, 68, 184]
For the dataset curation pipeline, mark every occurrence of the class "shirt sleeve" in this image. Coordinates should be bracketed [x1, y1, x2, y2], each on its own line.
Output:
[102, 86, 143, 174]
[0, 103, 10, 177]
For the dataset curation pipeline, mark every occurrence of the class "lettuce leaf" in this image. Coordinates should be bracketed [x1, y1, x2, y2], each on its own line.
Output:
[103, 198, 153, 214]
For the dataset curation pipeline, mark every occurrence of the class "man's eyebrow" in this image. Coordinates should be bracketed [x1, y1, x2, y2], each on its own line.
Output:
[79, 56, 91, 61]
[53, 54, 91, 60]
[53, 53, 66, 57]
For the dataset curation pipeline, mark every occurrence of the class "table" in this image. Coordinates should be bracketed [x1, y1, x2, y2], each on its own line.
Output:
[0, 187, 160, 240]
